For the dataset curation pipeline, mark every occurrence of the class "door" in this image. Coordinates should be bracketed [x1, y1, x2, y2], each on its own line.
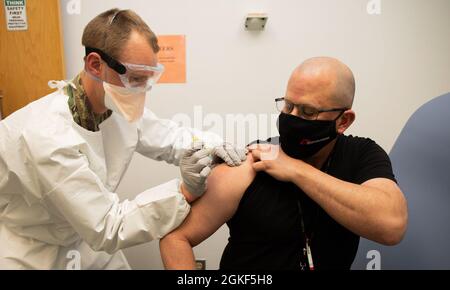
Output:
[0, 0, 65, 118]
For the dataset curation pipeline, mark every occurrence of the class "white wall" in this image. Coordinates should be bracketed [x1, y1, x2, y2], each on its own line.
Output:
[60, 0, 450, 269]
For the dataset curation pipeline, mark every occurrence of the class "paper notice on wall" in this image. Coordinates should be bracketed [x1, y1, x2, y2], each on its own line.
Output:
[3, 0, 28, 31]
[157, 35, 186, 84]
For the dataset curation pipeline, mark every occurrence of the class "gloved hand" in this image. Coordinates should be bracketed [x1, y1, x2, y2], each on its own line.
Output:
[180, 142, 213, 198]
[211, 143, 248, 167]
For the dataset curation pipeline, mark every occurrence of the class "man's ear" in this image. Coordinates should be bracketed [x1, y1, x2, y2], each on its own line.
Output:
[336, 110, 355, 134]
[84, 53, 103, 78]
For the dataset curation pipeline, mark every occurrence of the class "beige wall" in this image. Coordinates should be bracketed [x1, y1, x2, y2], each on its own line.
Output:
[60, 0, 450, 269]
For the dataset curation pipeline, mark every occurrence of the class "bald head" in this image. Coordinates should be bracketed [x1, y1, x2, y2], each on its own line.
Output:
[287, 57, 355, 109]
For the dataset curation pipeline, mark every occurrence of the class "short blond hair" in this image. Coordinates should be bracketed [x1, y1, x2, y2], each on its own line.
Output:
[82, 8, 160, 59]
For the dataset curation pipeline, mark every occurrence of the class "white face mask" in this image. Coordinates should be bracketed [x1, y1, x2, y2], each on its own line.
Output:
[103, 82, 147, 123]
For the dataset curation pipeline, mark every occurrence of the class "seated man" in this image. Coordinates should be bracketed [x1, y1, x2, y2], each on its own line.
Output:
[160, 57, 408, 270]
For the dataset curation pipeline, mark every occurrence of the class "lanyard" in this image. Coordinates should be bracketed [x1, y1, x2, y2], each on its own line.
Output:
[297, 149, 335, 271]
[298, 200, 315, 271]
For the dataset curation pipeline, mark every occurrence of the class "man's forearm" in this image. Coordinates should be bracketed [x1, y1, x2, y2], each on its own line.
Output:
[160, 235, 197, 270]
[291, 160, 406, 245]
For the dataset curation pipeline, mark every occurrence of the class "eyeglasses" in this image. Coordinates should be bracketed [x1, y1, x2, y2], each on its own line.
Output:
[275, 97, 348, 121]
[85, 47, 164, 91]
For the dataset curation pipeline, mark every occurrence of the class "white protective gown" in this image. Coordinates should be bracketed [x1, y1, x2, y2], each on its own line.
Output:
[0, 85, 222, 269]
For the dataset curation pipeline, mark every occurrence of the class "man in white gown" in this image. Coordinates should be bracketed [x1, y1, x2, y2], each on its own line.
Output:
[0, 8, 246, 270]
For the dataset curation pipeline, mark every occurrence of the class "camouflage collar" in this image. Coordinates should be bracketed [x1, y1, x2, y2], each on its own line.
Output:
[64, 73, 112, 132]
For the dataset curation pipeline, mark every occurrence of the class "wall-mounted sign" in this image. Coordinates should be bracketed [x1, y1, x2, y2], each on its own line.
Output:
[157, 35, 186, 84]
[3, 0, 28, 31]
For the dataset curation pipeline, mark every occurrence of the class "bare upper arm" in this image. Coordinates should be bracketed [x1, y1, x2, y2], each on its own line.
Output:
[165, 154, 256, 247]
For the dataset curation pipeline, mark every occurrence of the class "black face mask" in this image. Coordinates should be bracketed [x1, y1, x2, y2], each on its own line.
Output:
[277, 113, 338, 160]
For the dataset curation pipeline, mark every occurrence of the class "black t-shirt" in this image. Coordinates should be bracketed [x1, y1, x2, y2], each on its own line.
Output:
[219, 134, 396, 270]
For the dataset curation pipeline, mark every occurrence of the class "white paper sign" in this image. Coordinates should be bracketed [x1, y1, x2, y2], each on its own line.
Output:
[4, 0, 28, 31]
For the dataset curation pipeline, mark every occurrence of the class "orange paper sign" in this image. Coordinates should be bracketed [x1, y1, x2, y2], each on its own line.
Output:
[157, 35, 186, 84]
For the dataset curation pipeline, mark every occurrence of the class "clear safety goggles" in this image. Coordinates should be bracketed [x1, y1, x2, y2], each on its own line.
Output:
[85, 47, 164, 92]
